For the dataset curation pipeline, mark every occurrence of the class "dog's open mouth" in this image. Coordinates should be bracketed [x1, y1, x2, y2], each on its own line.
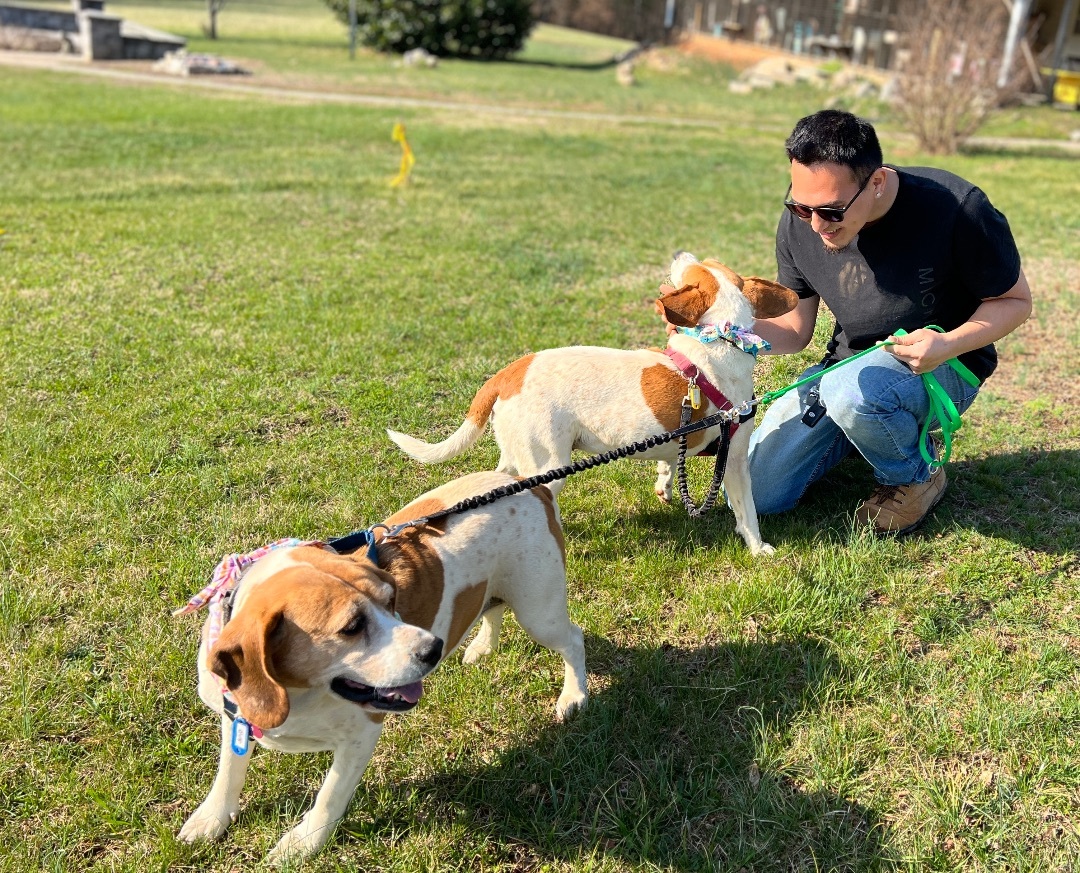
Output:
[330, 676, 423, 712]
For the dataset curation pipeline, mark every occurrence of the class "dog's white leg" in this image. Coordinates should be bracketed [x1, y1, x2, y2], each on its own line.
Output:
[462, 602, 507, 664]
[178, 716, 255, 843]
[267, 725, 382, 866]
[724, 431, 774, 555]
[551, 621, 589, 720]
[512, 598, 588, 720]
[654, 460, 673, 504]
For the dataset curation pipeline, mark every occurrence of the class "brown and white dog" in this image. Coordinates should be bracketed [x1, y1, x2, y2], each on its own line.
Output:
[388, 253, 798, 555]
[177, 471, 587, 865]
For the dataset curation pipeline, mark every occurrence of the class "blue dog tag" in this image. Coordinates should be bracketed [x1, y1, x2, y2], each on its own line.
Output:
[230, 717, 251, 756]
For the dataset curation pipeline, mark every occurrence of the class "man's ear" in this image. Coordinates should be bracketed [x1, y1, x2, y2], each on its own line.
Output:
[209, 609, 290, 729]
[741, 277, 800, 319]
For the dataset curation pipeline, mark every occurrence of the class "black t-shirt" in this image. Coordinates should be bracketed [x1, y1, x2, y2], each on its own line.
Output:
[775, 165, 1022, 382]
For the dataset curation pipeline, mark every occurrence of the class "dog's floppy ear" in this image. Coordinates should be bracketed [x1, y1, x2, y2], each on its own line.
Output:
[653, 283, 677, 319]
[656, 265, 719, 327]
[740, 277, 800, 320]
[210, 608, 291, 729]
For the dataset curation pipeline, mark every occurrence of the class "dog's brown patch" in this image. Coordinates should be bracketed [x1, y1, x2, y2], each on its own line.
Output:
[292, 546, 393, 602]
[701, 258, 744, 290]
[383, 497, 447, 529]
[378, 500, 448, 631]
[447, 580, 488, 652]
[467, 354, 536, 427]
[640, 364, 711, 451]
[379, 529, 445, 632]
[531, 485, 566, 565]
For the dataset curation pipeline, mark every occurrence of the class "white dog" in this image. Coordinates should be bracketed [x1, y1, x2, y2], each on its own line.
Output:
[176, 471, 587, 864]
[388, 254, 797, 554]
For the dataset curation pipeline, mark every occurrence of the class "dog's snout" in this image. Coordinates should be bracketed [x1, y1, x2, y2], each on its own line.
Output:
[415, 635, 443, 667]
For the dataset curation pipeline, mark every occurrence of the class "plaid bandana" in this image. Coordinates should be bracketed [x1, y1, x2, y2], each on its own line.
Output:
[173, 538, 322, 652]
[676, 322, 771, 358]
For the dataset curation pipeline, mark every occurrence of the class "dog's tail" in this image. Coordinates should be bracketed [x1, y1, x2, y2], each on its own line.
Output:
[387, 371, 503, 464]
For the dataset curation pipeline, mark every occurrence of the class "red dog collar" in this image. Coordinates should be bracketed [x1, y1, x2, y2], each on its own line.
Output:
[663, 349, 741, 433]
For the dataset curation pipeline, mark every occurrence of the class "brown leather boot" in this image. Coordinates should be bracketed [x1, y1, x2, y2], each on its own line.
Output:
[855, 466, 947, 535]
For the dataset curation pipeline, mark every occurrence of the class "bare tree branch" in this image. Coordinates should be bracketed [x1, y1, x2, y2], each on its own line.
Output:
[893, 0, 1030, 153]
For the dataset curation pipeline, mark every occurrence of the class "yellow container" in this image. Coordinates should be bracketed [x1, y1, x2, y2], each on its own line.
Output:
[1042, 68, 1080, 109]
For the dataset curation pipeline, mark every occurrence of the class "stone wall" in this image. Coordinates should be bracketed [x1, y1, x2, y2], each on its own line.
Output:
[0, 3, 78, 34]
[0, 1, 184, 59]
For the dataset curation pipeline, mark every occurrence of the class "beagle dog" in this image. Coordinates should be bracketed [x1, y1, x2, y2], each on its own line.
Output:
[176, 471, 587, 864]
[388, 253, 798, 555]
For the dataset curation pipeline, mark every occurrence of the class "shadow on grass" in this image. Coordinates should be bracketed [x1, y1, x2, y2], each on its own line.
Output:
[945, 447, 1080, 551]
[959, 142, 1080, 160]
[347, 635, 886, 870]
[186, 35, 347, 49]
[771, 446, 1080, 553]
[507, 43, 648, 71]
[194, 36, 648, 70]
[602, 445, 1080, 556]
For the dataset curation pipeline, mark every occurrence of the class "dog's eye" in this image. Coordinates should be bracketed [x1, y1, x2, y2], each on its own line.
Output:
[340, 614, 366, 637]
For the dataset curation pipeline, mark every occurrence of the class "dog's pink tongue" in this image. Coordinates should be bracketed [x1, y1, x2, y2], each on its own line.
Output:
[387, 681, 423, 703]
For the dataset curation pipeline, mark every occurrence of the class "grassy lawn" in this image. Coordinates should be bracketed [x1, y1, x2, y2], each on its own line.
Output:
[1, 6, 1079, 872]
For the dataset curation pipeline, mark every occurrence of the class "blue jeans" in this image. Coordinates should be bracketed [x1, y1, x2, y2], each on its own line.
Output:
[748, 348, 981, 515]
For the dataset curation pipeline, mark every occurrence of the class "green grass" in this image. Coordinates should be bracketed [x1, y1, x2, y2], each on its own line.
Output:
[1, 6, 1079, 872]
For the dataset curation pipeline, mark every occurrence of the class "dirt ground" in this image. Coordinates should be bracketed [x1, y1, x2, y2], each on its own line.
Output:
[675, 33, 789, 71]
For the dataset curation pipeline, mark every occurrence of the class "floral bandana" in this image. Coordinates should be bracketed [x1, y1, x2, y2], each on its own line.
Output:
[676, 322, 771, 358]
[173, 538, 322, 652]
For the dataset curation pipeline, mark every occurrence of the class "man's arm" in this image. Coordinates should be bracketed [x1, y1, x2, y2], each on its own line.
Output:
[887, 268, 1033, 375]
[754, 295, 820, 355]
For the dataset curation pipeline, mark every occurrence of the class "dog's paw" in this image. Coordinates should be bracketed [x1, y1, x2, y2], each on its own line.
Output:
[754, 542, 776, 556]
[178, 803, 237, 843]
[654, 462, 673, 504]
[461, 638, 492, 664]
[555, 688, 588, 721]
[267, 819, 333, 867]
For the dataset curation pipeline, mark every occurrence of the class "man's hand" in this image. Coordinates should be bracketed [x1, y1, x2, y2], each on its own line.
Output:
[885, 328, 953, 374]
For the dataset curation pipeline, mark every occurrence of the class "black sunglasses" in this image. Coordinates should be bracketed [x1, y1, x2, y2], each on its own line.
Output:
[784, 171, 875, 224]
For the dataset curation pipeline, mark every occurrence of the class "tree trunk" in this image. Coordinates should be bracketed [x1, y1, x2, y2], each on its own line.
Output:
[207, 0, 219, 39]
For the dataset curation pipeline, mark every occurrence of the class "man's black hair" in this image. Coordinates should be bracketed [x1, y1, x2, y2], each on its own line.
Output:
[785, 110, 883, 182]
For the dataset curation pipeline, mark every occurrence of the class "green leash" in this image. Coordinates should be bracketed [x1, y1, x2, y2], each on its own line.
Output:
[757, 325, 980, 468]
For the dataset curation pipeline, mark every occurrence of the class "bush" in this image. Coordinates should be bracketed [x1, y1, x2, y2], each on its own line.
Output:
[891, 0, 1028, 154]
[323, 0, 534, 59]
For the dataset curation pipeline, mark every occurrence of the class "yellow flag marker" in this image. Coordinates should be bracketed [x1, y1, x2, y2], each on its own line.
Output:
[390, 123, 415, 187]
